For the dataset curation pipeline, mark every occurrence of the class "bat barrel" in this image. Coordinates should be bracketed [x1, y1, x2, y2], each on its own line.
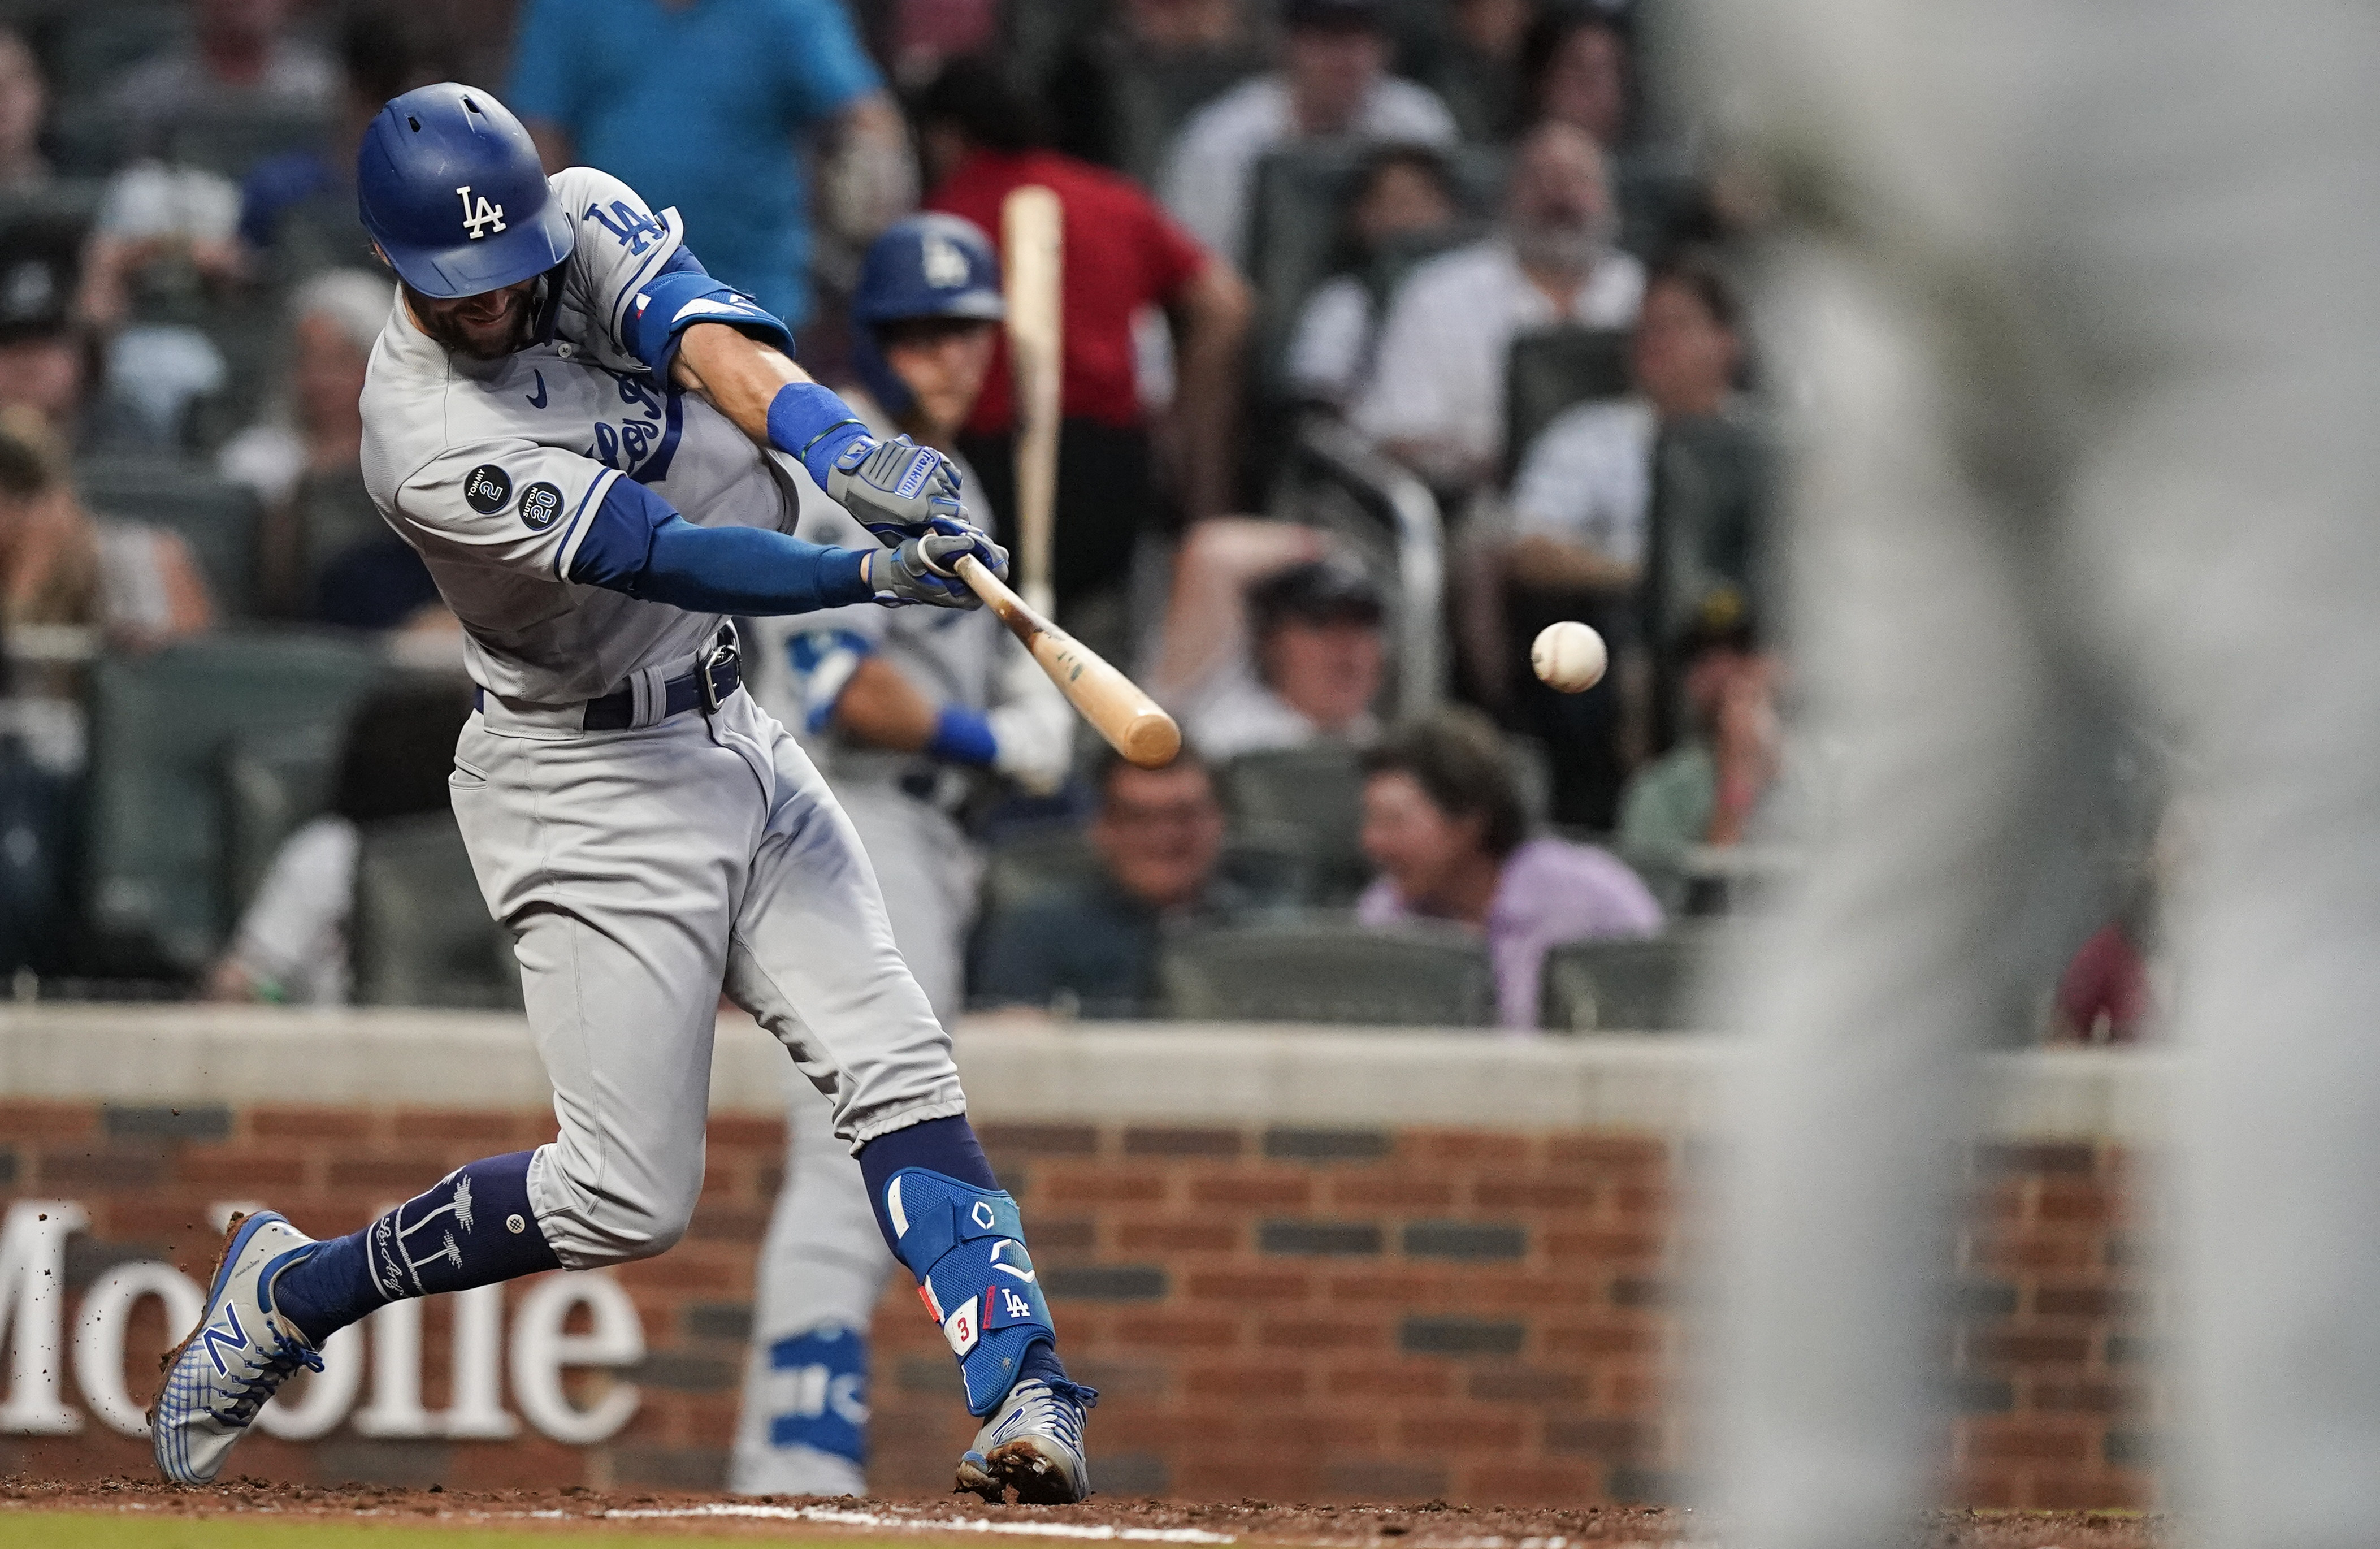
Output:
[1121, 707, 1184, 769]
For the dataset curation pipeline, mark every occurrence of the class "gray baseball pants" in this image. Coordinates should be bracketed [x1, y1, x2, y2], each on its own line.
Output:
[449, 686, 965, 1271]
[729, 784, 978, 1495]
[1689, 2, 2380, 1546]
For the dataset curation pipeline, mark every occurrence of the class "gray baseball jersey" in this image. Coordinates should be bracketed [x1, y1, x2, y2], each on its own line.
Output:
[359, 165, 968, 1296]
[360, 165, 807, 706]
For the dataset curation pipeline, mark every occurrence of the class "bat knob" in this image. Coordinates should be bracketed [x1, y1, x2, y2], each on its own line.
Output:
[1121, 710, 1182, 769]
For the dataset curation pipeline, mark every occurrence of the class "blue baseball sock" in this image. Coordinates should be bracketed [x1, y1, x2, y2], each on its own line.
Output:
[272, 1150, 563, 1345]
[857, 1115, 1076, 1410]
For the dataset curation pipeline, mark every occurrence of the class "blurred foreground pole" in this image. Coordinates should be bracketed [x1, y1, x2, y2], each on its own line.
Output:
[1682, 2, 2380, 1546]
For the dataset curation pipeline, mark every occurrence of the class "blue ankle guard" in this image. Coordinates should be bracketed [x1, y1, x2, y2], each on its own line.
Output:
[884, 1167, 1054, 1416]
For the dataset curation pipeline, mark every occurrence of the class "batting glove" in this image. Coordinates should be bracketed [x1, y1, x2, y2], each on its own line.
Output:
[867, 530, 1009, 609]
[825, 435, 1003, 568]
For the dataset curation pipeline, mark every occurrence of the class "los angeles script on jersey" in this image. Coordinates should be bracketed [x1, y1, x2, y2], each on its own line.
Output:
[576, 369, 684, 484]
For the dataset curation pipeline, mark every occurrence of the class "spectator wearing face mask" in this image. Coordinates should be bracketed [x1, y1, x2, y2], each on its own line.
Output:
[1160, 0, 1456, 268]
[1359, 707, 1661, 1030]
[970, 748, 1244, 1017]
[1352, 120, 1644, 490]
[1285, 142, 1462, 410]
[1150, 530, 1388, 761]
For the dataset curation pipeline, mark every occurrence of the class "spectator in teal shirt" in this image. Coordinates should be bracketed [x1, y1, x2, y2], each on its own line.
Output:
[506, 0, 911, 326]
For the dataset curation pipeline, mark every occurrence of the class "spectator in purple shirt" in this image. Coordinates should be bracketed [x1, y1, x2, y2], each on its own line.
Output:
[1357, 707, 1662, 1028]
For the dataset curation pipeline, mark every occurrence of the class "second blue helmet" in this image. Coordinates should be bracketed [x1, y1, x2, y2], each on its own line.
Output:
[850, 214, 1004, 419]
[358, 84, 574, 299]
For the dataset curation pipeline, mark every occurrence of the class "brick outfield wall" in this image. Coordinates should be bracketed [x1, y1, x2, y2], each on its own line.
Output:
[0, 1101, 2156, 1509]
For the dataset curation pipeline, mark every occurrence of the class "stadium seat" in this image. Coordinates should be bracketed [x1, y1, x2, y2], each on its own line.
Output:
[82, 631, 384, 975]
[49, 6, 187, 102]
[349, 812, 521, 1011]
[166, 108, 332, 180]
[1157, 920, 1494, 1026]
[1503, 326, 1633, 476]
[220, 724, 340, 918]
[1215, 819, 1313, 911]
[1614, 154, 1707, 262]
[77, 458, 265, 617]
[976, 823, 1106, 923]
[1097, 51, 1263, 190]
[0, 179, 103, 230]
[1538, 930, 1720, 1033]
[1217, 745, 1371, 906]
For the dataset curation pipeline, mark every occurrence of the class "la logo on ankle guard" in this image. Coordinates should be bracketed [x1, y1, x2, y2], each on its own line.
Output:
[883, 1167, 1059, 1414]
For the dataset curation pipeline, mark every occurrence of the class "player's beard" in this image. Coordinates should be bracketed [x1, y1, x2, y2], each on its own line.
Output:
[407, 280, 537, 361]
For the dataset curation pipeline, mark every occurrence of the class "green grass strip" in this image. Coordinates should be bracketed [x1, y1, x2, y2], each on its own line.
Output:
[0, 1510, 865, 1549]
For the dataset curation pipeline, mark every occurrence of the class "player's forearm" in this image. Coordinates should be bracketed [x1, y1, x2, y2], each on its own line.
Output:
[631, 518, 874, 615]
[1508, 533, 1639, 592]
[833, 655, 940, 751]
[567, 477, 874, 614]
[673, 322, 816, 447]
[833, 656, 1008, 768]
[670, 327, 900, 500]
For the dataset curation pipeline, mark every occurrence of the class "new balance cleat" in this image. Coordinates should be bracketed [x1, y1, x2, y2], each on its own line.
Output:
[954, 1377, 1097, 1504]
[149, 1211, 324, 1485]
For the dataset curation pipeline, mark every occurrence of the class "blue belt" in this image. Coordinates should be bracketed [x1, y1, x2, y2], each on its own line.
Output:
[475, 627, 743, 731]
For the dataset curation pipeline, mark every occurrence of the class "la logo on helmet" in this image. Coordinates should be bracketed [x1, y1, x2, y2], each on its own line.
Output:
[456, 185, 508, 240]
[922, 233, 969, 288]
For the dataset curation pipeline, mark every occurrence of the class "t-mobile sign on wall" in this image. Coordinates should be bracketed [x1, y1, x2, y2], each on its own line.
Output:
[0, 1201, 644, 1451]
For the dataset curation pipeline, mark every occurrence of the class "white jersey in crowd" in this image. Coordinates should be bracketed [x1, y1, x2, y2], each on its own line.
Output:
[1508, 396, 1658, 568]
[360, 166, 809, 708]
[1160, 73, 1456, 265]
[1352, 237, 1645, 471]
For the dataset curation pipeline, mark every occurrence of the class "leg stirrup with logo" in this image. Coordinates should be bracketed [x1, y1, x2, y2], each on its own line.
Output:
[882, 1167, 1054, 1416]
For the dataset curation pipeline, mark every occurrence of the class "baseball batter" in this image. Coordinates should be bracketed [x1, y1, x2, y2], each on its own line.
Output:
[733, 214, 1070, 1495]
[150, 85, 1096, 1504]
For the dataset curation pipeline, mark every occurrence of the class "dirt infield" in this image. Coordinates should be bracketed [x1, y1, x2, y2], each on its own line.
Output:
[0, 1478, 2161, 1548]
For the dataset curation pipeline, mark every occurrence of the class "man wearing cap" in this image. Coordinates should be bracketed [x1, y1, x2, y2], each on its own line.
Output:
[1161, 0, 1458, 267]
[1150, 520, 1390, 761]
[147, 84, 1098, 1505]
[732, 213, 1070, 1496]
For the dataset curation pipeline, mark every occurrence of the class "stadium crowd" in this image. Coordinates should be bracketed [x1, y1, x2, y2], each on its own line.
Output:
[0, 0, 2153, 1040]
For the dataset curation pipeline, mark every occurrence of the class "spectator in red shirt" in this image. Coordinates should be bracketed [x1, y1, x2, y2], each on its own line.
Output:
[2050, 919, 2151, 1044]
[916, 57, 1252, 609]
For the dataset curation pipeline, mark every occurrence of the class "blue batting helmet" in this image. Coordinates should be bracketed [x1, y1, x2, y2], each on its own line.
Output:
[357, 84, 574, 299]
[850, 214, 1004, 419]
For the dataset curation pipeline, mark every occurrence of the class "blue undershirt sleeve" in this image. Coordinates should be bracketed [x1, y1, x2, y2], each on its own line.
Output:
[567, 475, 873, 614]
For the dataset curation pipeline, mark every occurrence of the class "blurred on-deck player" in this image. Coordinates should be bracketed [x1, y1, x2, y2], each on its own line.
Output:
[149, 84, 1098, 1504]
[732, 213, 1070, 1495]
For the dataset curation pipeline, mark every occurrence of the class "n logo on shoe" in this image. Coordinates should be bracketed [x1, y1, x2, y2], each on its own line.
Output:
[199, 1304, 249, 1376]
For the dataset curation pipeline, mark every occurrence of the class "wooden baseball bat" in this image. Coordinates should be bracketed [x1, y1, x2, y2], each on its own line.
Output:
[1001, 185, 1063, 618]
[955, 553, 1180, 769]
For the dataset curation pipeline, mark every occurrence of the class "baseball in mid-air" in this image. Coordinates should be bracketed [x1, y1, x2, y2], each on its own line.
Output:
[1531, 620, 1607, 693]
